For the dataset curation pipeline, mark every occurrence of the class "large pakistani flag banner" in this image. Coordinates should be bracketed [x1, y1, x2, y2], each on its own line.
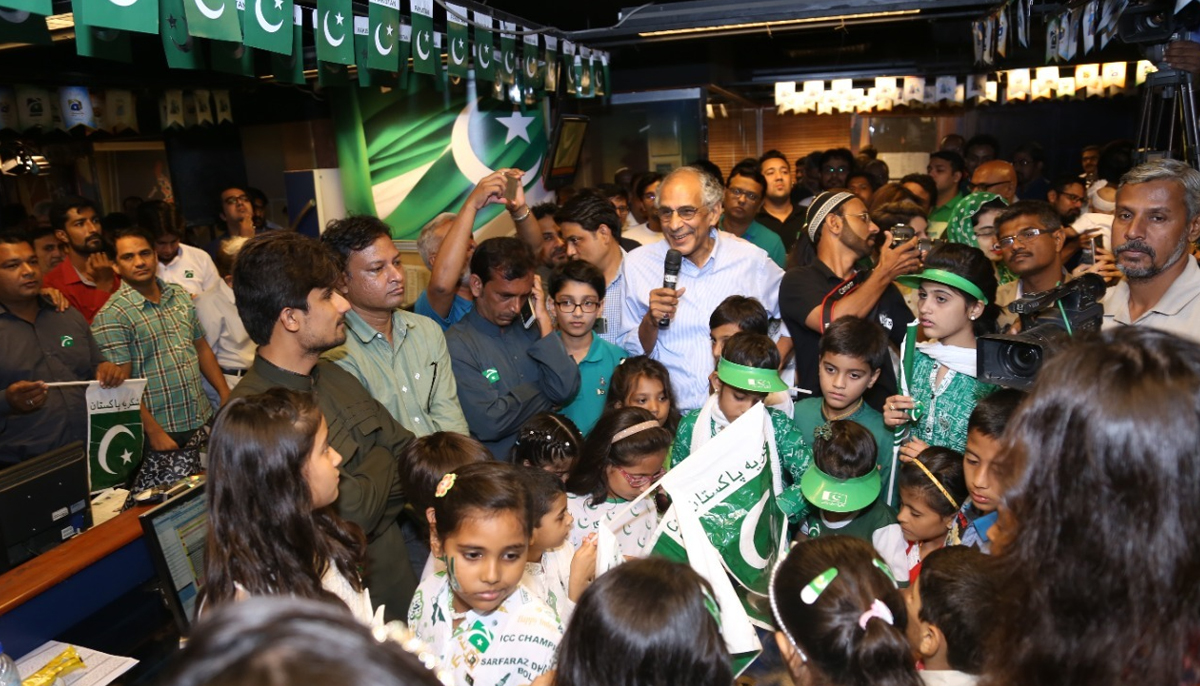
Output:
[595, 402, 786, 675]
[87, 378, 147, 490]
[331, 75, 550, 239]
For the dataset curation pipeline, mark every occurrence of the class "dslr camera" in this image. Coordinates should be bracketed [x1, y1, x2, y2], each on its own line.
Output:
[976, 274, 1107, 390]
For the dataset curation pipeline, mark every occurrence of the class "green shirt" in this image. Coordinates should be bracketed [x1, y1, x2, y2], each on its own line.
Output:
[721, 217, 787, 268]
[558, 333, 627, 436]
[672, 404, 812, 522]
[324, 308, 468, 437]
[91, 279, 211, 433]
[928, 193, 964, 239]
[792, 397, 898, 508]
[906, 350, 998, 454]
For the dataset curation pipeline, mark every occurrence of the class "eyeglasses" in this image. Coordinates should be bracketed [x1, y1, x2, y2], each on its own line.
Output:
[224, 195, 250, 205]
[995, 227, 1058, 250]
[554, 299, 601, 313]
[657, 206, 703, 221]
[968, 180, 1010, 193]
[616, 466, 666, 489]
[840, 211, 872, 223]
[1058, 191, 1085, 203]
[727, 187, 761, 203]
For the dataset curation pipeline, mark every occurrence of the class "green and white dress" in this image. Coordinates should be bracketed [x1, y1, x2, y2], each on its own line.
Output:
[903, 343, 998, 453]
[408, 571, 562, 686]
[566, 492, 658, 558]
[522, 542, 575, 625]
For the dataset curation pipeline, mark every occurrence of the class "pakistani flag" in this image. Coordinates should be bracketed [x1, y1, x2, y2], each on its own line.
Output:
[181, 0, 240, 41]
[499, 21, 515, 84]
[270, 5, 305, 84]
[366, 0, 397, 71]
[410, 0, 433, 75]
[445, 2, 467, 78]
[330, 78, 548, 237]
[87, 379, 148, 490]
[596, 50, 609, 96]
[72, 0, 131, 60]
[81, 0, 155, 33]
[649, 402, 789, 674]
[0, 7, 49, 44]
[580, 46, 593, 97]
[0, 0, 49, 12]
[522, 31, 540, 88]
[544, 35, 557, 91]
[242, 0, 291, 54]
[160, 0, 201, 69]
[207, 0, 254, 76]
[562, 39, 576, 94]
[316, 0, 352, 65]
[474, 10, 493, 82]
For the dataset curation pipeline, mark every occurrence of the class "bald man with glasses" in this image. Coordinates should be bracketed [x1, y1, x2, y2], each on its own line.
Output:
[969, 161, 1018, 204]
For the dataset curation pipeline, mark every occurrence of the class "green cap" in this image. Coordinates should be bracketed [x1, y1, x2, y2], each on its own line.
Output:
[800, 465, 881, 513]
[896, 268, 990, 305]
[717, 357, 789, 393]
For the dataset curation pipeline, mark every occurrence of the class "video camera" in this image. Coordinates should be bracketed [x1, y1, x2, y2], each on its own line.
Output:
[976, 274, 1107, 390]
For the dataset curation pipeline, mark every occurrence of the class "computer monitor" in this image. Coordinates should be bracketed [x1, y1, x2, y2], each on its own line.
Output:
[139, 484, 207, 635]
[0, 441, 92, 573]
[542, 114, 589, 190]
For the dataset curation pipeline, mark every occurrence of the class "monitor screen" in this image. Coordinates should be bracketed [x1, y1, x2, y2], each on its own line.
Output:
[0, 441, 91, 573]
[543, 115, 589, 189]
[139, 484, 207, 634]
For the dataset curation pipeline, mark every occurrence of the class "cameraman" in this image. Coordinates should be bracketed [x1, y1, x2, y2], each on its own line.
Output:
[1102, 159, 1200, 341]
[779, 190, 919, 410]
[995, 200, 1121, 331]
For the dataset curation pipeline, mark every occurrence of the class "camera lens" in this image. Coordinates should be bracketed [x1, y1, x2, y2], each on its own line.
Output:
[1002, 343, 1043, 377]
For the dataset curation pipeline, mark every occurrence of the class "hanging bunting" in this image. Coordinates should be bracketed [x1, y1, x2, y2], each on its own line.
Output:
[106, 88, 137, 131]
[0, 6, 50, 44]
[523, 29, 540, 89]
[316, 0, 353, 64]
[562, 38, 576, 94]
[366, 0, 399, 71]
[270, 5, 305, 84]
[243, 0, 291, 54]
[499, 21, 516, 84]
[474, 10, 494, 82]
[410, 0, 433, 74]
[543, 34, 557, 91]
[446, 2, 468, 77]
[996, 7, 1008, 58]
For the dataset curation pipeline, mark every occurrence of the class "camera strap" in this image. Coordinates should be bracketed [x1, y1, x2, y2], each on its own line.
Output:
[820, 268, 872, 333]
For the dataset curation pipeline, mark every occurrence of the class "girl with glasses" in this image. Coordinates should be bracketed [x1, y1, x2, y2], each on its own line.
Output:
[565, 407, 673, 558]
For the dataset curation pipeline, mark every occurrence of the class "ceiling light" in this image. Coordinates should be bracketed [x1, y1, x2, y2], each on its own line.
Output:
[637, 9, 920, 38]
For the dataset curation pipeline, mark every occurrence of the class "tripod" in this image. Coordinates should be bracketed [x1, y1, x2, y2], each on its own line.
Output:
[1135, 67, 1200, 169]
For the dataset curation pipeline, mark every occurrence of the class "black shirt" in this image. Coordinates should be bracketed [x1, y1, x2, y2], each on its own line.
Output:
[779, 260, 914, 411]
[756, 207, 813, 265]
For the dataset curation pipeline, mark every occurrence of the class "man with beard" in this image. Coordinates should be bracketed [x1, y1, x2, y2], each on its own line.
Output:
[42, 196, 120, 322]
[530, 202, 568, 282]
[1103, 159, 1200, 341]
[1047, 176, 1086, 227]
[757, 150, 809, 261]
[621, 166, 787, 412]
[719, 164, 786, 267]
[778, 190, 919, 409]
[228, 231, 418, 618]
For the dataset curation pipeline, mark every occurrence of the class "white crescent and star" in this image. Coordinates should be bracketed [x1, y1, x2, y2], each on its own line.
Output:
[96, 424, 134, 475]
[504, 50, 514, 74]
[194, 0, 225, 21]
[254, 0, 283, 33]
[107, 0, 138, 7]
[415, 29, 430, 60]
[373, 23, 392, 55]
[495, 110, 534, 144]
[322, 10, 344, 47]
[738, 490, 772, 570]
[450, 36, 464, 64]
[477, 43, 491, 69]
[524, 55, 536, 77]
[450, 99, 543, 184]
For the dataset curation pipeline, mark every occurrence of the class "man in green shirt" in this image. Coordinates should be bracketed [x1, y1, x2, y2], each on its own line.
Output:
[927, 151, 966, 239]
[320, 216, 468, 438]
[229, 232, 417, 620]
[719, 164, 787, 268]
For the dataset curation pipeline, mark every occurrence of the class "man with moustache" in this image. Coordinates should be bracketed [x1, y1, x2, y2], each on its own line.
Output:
[228, 231, 418, 618]
[42, 196, 120, 323]
[1103, 159, 1200, 342]
[969, 160, 1018, 204]
[621, 166, 787, 412]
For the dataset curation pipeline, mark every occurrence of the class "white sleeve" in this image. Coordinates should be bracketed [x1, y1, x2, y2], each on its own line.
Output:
[871, 523, 911, 586]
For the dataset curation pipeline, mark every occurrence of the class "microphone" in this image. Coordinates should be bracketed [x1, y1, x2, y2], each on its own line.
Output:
[659, 249, 682, 329]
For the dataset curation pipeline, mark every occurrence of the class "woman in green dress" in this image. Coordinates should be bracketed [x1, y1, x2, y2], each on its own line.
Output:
[944, 191, 1016, 286]
[883, 243, 999, 456]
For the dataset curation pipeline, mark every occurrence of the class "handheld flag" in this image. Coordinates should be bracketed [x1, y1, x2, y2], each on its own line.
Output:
[87, 379, 147, 490]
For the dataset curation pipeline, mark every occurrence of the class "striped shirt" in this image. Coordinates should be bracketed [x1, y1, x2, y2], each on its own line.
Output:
[619, 229, 785, 411]
[92, 279, 211, 433]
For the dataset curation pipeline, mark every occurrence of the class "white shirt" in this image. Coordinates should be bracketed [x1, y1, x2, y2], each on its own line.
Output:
[193, 280, 256, 371]
[158, 244, 220, 297]
[623, 222, 665, 246]
[620, 229, 786, 411]
[1103, 254, 1200, 343]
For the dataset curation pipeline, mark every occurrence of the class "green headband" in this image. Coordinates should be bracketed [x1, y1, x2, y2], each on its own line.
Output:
[717, 358, 789, 393]
[800, 464, 881, 513]
[896, 268, 990, 305]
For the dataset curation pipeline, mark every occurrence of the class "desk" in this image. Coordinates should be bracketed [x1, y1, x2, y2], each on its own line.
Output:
[0, 505, 154, 659]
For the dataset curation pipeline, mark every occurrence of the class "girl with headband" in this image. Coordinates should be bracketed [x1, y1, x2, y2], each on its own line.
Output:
[884, 243, 1000, 459]
[565, 407, 674, 558]
[895, 445, 968, 581]
[770, 536, 921, 686]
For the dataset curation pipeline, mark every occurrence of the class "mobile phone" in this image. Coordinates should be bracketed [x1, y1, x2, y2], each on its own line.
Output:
[1093, 235, 1104, 251]
[504, 174, 520, 203]
[1082, 235, 1103, 266]
[890, 224, 915, 248]
[593, 316, 608, 334]
[521, 298, 537, 329]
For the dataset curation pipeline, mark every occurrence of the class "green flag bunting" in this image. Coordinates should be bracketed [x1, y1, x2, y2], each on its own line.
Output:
[410, 0, 433, 75]
[0, 7, 50, 44]
[242, 0, 291, 54]
[365, 0, 397, 71]
[543, 34, 557, 91]
[445, 2, 467, 78]
[316, 0, 352, 65]
[160, 0, 201, 68]
[270, 4, 304, 84]
[87, 379, 148, 490]
[209, 2, 254, 78]
[73, 0, 131, 60]
[499, 21, 515, 84]
[562, 39, 575, 94]
[396, 21, 410, 87]
[182, 0, 240, 41]
[0, 0, 49, 13]
[81, 0, 155, 34]
[596, 50, 609, 96]
[474, 10, 493, 81]
[522, 30, 540, 88]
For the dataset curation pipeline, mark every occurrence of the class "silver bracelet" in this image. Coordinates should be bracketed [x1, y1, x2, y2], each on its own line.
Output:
[511, 206, 531, 222]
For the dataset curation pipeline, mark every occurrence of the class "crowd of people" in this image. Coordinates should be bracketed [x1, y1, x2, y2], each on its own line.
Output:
[3, 133, 1200, 686]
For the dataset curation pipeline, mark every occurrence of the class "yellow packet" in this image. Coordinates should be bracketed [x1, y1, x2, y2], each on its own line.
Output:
[22, 646, 85, 686]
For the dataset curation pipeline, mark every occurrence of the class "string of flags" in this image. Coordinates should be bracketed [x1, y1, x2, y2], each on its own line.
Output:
[972, 0, 1129, 66]
[772, 60, 1158, 115]
[0, 84, 233, 133]
[0, 0, 611, 99]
